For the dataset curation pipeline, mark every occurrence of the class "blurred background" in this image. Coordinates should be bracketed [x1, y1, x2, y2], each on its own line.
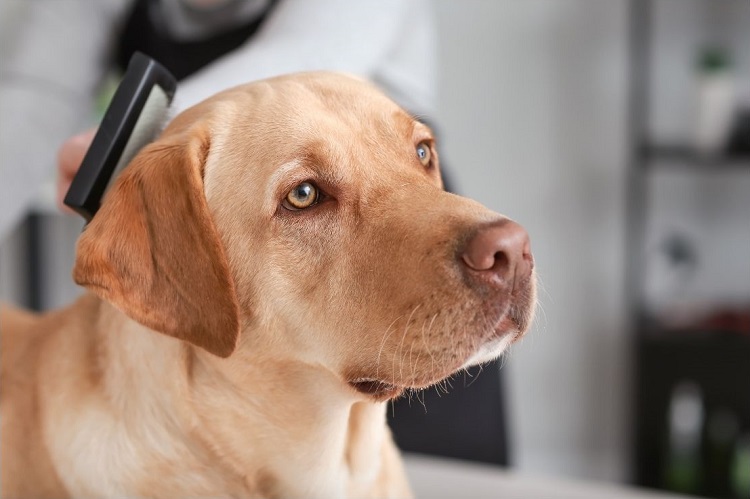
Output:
[1, 1, 749, 497]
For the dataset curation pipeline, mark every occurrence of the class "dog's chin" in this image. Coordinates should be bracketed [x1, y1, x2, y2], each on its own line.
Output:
[459, 333, 515, 370]
[347, 338, 511, 402]
[348, 312, 528, 402]
[457, 300, 528, 365]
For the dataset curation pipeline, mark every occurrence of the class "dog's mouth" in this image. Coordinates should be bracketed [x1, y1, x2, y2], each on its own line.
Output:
[348, 378, 404, 401]
[492, 303, 528, 343]
[346, 279, 536, 402]
[487, 276, 536, 343]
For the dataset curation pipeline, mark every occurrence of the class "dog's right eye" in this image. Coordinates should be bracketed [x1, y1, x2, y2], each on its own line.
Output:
[416, 142, 432, 168]
[283, 182, 320, 210]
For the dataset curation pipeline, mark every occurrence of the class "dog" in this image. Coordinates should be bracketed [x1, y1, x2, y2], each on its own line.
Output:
[0, 72, 535, 498]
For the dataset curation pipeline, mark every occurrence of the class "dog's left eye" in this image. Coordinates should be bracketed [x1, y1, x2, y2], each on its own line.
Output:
[283, 182, 320, 210]
[416, 142, 431, 167]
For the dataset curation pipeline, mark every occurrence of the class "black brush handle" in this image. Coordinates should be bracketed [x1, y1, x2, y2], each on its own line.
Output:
[64, 52, 176, 222]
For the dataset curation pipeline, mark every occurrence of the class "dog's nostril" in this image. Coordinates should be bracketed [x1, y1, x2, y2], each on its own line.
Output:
[493, 250, 509, 272]
[460, 219, 531, 286]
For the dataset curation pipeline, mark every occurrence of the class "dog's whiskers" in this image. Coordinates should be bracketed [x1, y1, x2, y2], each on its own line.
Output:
[465, 363, 485, 389]
[375, 314, 405, 382]
[444, 377, 454, 391]
[408, 325, 421, 390]
[415, 387, 428, 413]
[498, 349, 510, 370]
[532, 273, 549, 337]
[407, 312, 435, 388]
[421, 313, 438, 382]
[395, 304, 421, 389]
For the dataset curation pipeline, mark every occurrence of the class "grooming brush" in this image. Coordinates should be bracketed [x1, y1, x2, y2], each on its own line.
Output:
[64, 52, 177, 221]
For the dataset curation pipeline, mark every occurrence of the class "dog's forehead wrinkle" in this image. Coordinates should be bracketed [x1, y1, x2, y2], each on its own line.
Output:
[268, 158, 304, 190]
[264, 78, 409, 142]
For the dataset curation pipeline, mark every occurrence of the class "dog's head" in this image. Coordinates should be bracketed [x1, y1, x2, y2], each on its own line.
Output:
[74, 72, 535, 399]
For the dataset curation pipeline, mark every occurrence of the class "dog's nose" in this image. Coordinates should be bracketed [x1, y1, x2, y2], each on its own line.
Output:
[460, 220, 533, 288]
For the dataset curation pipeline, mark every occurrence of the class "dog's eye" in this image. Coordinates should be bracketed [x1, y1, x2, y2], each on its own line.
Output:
[416, 142, 432, 167]
[283, 182, 319, 210]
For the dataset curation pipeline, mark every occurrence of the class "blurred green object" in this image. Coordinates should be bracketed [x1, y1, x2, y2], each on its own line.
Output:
[94, 72, 123, 120]
[705, 409, 740, 497]
[731, 434, 750, 498]
[664, 454, 702, 495]
[663, 382, 703, 495]
[697, 47, 732, 73]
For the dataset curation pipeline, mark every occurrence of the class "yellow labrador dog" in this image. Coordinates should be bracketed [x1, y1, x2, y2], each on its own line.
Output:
[0, 72, 535, 498]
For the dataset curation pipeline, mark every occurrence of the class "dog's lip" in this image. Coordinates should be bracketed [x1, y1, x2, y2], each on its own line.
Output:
[485, 276, 535, 343]
[348, 378, 404, 401]
[487, 305, 529, 346]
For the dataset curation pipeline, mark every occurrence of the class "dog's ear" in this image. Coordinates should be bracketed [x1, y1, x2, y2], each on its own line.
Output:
[73, 129, 240, 358]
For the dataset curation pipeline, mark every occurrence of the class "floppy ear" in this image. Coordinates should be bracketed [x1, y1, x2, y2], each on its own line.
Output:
[73, 129, 240, 358]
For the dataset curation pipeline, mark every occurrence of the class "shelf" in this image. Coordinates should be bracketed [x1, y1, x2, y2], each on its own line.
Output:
[629, 1, 750, 496]
[636, 309, 750, 340]
[637, 327, 750, 345]
[639, 144, 750, 170]
[634, 328, 750, 494]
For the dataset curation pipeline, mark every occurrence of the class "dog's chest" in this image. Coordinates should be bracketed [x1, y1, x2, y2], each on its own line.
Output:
[45, 404, 238, 497]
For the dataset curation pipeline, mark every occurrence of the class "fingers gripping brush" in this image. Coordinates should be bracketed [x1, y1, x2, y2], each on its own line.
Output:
[64, 52, 177, 221]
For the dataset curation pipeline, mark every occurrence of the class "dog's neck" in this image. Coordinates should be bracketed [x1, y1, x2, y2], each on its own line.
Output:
[90, 298, 399, 498]
[186, 343, 392, 497]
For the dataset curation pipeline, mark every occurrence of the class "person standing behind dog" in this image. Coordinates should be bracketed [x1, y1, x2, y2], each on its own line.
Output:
[0, 0, 436, 235]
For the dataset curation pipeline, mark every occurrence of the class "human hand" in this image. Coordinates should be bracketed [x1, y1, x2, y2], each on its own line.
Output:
[57, 128, 96, 212]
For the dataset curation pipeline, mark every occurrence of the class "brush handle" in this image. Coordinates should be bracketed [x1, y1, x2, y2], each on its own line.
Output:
[64, 52, 176, 222]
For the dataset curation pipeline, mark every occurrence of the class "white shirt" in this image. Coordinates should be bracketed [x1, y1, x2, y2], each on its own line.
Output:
[0, 0, 436, 239]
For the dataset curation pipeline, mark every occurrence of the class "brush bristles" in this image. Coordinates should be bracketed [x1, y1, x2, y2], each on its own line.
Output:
[108, 85, 171, 188]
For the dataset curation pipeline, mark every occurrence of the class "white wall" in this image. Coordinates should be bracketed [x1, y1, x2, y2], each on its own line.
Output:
[432, 0, 750, 483]
[432, 0, 630, 481]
